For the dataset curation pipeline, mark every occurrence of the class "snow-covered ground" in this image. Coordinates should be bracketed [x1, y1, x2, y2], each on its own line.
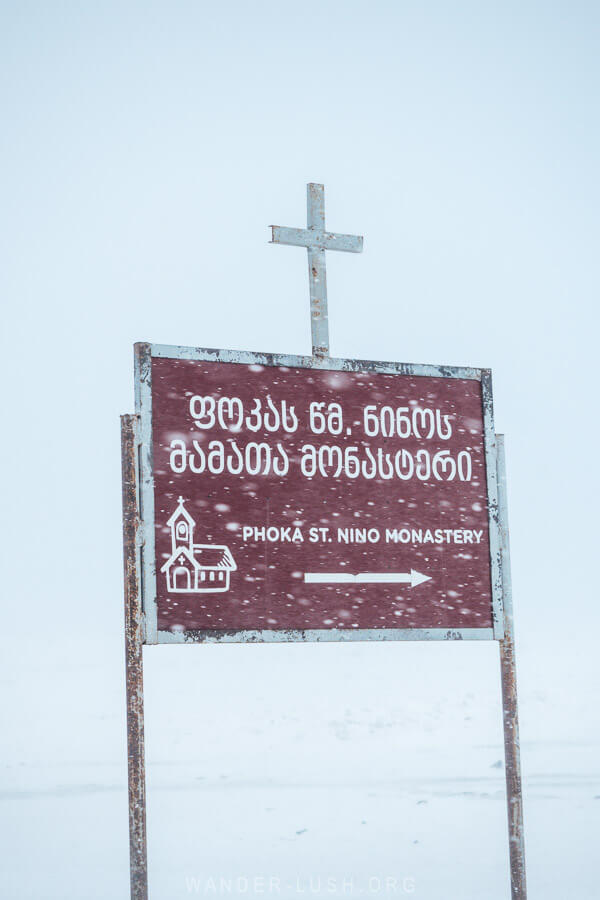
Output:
[1, 637, 597, 899]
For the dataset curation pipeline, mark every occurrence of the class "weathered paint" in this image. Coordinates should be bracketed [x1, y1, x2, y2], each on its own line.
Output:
[271, 183, 363, 357]
[134, 344, 157, 644]
[158, 626, 495, 644]
[481, 371, 504, 640]
[121, 415, 148, 900]
[149, 342, 483, 379]
[497, 435, 527, 898]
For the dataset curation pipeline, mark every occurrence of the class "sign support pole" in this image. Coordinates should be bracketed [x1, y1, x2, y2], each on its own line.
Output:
[122, 184, 526, 899]
[121, 414, 149, 900]
[496, 435, 527, 899]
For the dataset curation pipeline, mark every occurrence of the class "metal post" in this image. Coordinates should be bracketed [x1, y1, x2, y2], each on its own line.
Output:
[121, 414, 149, 900]
[306, 183, 329, 358]
[496, 435, 527, 899]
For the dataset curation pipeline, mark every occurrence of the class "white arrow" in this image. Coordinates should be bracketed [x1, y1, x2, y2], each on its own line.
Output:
[304, 570, 432, 588]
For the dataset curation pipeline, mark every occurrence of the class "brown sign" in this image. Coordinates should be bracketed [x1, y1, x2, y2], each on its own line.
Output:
[136, 344, 503, 642]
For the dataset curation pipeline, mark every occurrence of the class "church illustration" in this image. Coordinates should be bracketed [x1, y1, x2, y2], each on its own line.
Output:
[160, 497, 237, 594]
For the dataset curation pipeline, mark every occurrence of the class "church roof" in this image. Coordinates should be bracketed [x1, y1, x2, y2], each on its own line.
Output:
[192, 544, 237, 571]
[160, 543, 237, 573]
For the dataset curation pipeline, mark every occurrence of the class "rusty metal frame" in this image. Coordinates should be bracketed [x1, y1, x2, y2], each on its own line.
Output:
[133, 341, 505, 646]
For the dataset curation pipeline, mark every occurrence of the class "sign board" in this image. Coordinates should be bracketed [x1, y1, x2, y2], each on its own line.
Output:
[135, 343, 504, 644]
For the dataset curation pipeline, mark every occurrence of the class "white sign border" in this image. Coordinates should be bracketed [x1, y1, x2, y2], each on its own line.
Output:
[134, 342, 504, 645]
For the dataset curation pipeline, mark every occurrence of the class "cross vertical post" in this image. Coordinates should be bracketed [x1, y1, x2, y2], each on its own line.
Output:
[271, 183, 363, 359]
[306, 183, 329, 357]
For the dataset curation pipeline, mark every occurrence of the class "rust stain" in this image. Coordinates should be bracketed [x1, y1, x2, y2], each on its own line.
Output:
[500, 636, 526, 898]
[121, 415, 148, 900]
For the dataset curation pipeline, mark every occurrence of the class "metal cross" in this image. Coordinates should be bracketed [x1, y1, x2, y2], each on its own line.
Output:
[270, 183, 363, 358]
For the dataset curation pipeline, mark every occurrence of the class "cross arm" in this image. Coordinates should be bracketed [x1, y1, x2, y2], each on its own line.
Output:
[270, 226, 363, 253]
